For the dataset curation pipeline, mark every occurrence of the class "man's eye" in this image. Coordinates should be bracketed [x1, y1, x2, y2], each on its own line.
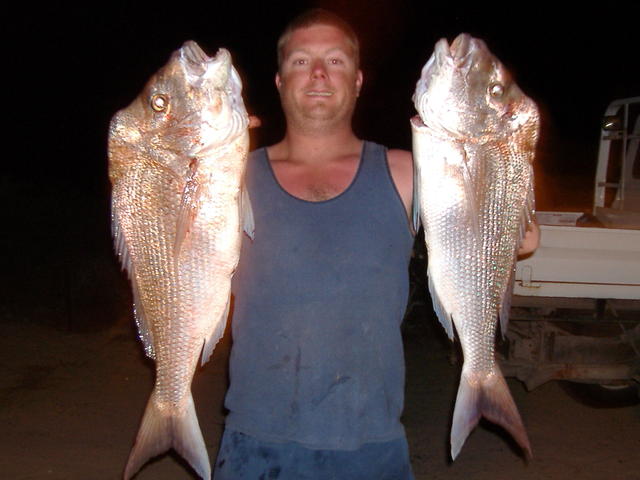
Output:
[293, 59, 307, 65]
[329, 58, 343, 65]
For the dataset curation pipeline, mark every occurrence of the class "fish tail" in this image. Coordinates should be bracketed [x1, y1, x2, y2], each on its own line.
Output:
[451, 367, 532, 460]
[124, 391, 211, 480]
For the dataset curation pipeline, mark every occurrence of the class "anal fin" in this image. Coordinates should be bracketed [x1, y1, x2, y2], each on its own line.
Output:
[499, 265, 516, 339]
[428, 272, 455, 341]
[131, 273, 155, 358]
[201, 293, 231, 366]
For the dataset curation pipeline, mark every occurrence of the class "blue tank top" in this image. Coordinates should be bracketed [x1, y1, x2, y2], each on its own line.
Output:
[225, 141, 414, 450]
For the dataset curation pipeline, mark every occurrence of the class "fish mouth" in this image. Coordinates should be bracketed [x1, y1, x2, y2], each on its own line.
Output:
[179, 41, 233, 88]
[413, 33, 492, 135]
[178, 41, 246, 119]
[433, 33, 487, 69]
[173, 42, 248, 155]
[449, 33, 473, 66]
[181, 40, 209, 69]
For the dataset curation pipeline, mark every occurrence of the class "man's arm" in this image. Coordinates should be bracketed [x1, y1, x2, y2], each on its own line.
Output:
[387, 149, 413, 218]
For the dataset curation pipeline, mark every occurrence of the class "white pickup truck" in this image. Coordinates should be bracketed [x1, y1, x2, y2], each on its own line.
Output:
[503, 97, 640, 403]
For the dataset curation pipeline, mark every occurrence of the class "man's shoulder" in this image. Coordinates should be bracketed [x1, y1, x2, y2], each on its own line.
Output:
[248, 146, 268, 162]
[385, 148, 413, 180]
[385, 148, 412, 165]
[362, 141, 411, 165]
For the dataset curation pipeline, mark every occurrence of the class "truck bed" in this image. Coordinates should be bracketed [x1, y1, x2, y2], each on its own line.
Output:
[514, 212, 640, 300]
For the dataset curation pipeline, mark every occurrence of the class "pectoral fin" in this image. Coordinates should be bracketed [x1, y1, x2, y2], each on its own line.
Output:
[459, 148, 480, 242]
[411, 154, 422, 236]
[241, 185, 255, 240]
[175, 159, 201, 259]
[410, 119, 426, 235]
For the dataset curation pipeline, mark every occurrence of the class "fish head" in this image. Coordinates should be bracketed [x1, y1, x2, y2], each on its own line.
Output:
[108, 42, 248, 182]
[413, 33, 538, 143]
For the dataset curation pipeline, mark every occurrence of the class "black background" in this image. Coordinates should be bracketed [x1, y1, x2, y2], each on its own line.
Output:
[5, 2, 639, 331]
[10, 1, 639, 185]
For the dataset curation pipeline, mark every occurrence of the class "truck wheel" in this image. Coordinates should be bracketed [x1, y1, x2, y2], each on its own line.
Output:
[561, 381, 640, 408]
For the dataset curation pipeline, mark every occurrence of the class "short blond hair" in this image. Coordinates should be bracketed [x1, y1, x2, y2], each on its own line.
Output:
[277, 9, 360, 71]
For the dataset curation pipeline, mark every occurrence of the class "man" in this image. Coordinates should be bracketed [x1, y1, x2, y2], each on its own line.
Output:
[214, 9, 415, 479]
[214, 9, 538, 479]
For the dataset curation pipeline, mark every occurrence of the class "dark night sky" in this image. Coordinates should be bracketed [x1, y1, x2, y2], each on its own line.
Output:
[8, 1, 639, 194]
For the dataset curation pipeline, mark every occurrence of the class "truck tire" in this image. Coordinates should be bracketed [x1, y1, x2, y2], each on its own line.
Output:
[561, 381, 640, 408]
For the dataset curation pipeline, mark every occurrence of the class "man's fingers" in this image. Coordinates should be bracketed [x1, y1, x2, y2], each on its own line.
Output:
[249, 115, 262, 129]
[517, 222, 540, 257]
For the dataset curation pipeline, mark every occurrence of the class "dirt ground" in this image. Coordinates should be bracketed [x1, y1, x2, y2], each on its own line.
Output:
[1, 175, 639, 480]
[2, 297, 640, 480]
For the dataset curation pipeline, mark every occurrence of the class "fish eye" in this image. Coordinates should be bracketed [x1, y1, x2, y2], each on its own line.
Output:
[150, 93, 169, 112]
[489, 83, 504, 98]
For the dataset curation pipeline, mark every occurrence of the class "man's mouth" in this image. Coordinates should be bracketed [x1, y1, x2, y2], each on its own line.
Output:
[306, 91, 333, 97]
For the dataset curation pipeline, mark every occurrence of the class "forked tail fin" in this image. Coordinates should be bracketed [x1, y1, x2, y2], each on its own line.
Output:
[123, 391, 211, 480]
[450, 367, 532, 460]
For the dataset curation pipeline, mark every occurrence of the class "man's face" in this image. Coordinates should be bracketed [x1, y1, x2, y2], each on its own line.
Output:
[276, 24, 363, 129]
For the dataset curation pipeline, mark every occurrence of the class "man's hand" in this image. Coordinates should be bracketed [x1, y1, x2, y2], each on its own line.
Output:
[517, 222, 540, 257]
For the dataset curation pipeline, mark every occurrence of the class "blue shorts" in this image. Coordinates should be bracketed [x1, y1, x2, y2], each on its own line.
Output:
[214, 429, 415, 480]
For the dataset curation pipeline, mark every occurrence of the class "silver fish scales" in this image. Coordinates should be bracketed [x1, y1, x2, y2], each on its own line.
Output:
[109, 41, 253, 479]
[411, 33, 538, 460]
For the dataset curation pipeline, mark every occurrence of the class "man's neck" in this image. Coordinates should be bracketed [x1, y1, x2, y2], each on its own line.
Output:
[267, 124, 361, 165]
[264, 125, 364, 201]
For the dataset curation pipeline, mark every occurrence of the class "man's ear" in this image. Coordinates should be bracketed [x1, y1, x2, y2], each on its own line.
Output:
[356, 69, 363, 96]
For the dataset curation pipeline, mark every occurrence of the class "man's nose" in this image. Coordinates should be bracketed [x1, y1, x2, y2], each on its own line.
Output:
[310, 59, 327, 79]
